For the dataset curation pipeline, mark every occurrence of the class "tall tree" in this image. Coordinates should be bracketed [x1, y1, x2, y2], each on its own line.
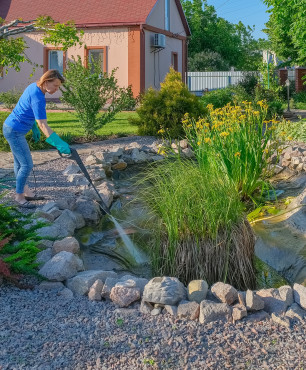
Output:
[0, 16, 83, 72]
[181, 0, 263, 71]
[263, 0, 306, 65]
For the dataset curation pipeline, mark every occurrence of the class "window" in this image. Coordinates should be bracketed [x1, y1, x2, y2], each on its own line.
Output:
[43, 48, 66, 74]
[165, 0, 170, 31]
[84, 46, 107, 73]
[171, 52, 178, 71]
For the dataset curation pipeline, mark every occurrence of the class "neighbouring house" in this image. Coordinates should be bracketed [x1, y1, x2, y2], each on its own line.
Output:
[0, 0, 190, 99]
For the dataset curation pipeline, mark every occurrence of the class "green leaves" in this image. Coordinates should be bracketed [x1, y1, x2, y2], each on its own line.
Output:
[61, 57, 135, 137]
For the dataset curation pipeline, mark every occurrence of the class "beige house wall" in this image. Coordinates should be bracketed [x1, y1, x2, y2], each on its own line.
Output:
[144, 31, 182, 90]
[0, 28, 129, 99]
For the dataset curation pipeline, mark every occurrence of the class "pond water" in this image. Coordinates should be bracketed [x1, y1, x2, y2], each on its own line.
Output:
[75, 165, 306, 288]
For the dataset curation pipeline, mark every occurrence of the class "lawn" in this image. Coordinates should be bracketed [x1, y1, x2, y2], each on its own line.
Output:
[0, 111, 139, 137]
[46, 111, 139, 137]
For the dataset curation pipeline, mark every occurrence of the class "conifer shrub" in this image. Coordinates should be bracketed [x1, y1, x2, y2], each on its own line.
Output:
[0, 196, 44, 284]
[132, 68, 205, 138]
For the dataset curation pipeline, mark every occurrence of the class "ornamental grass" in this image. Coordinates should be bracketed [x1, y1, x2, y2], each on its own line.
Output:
[139, 158, 256, 289]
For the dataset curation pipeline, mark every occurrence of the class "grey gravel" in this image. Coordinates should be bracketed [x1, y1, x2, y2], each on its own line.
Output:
[0, 284, 305, 369]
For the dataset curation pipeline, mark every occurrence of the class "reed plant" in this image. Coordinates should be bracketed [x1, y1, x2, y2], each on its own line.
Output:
[183, 101, 281, 201]
[139, 158, 256, 289]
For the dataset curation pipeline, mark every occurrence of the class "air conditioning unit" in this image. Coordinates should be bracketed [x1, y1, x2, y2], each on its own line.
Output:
[152, 33, 166, 48]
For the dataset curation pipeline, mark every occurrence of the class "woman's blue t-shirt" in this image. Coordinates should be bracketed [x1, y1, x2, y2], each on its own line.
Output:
[4, 83, 47, 134]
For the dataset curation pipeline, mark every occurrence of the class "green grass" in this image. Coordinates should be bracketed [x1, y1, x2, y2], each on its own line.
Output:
[0, 111, 139, 151]
[45, 111, 139, 137]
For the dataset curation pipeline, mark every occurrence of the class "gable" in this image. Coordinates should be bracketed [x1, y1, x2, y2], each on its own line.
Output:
[0, 0, 158, 26]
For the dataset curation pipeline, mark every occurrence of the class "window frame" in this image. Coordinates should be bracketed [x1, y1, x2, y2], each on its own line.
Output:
[43, 47, 66, 74]
[171, 52, 178, 71]
[84, 46, 107, 73]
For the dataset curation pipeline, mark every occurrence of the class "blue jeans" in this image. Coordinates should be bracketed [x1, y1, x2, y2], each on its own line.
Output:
[3, 123, 33, 194]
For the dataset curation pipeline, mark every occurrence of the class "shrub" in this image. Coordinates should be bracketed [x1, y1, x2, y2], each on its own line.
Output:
[253, 85, 283, 118]
[183, 102, 282, 201]
[0, 88, 22, 110]
[200, 87, 233, 109]
[133, 68, 205, 138]
[238, 72, 260, 96]
[276, 118, 306, 143]
[0, 197, 44, 284]
[139, 158, 255, 289]
[61, 56, 135, 137]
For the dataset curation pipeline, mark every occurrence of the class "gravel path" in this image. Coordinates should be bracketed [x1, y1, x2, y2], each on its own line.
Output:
[0, 284, 305, 370]
[1, 137, 306, 369]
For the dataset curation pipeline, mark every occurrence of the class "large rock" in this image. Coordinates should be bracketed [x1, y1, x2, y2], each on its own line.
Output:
[73, 197, 101, 223]
[285, 303, 306, 321]
[88, 279, 103, 301]
[246, 290, 265, 311]
[52, 237, 80, 255]
[66, 270, 117, 296]
[232, 304, 247, 321]
[110, 286, 140, 307]
[256, 288, 289, 314]
[63, 164, 81, 176]
[187, 280, 208, 303]
[199, 300, 231, 324]
[53, 209, 78, 236]
[142, 277, 186, 305]
[177, 300, 200, 320]
[36, 248, 52, 265]
[55, 197, 76, 211]
[39, 251, 84, 281]
[293, 283, 306, 310]
[211, 282, 238, 305]
[101, 275, 149, 299]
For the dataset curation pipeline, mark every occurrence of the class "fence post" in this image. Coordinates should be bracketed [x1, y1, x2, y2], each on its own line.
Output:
[228, 75, 232, 86]
[188, 75, 191, 90]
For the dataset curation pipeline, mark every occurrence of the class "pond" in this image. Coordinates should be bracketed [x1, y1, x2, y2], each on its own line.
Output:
[75, 165, 306, 288]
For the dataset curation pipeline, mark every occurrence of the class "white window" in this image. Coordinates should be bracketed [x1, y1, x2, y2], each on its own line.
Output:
[165, 0, 170, 31]
[48, 50, 64, 74]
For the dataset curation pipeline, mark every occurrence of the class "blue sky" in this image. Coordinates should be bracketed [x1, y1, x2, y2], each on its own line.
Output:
[206, 0, 270, 40]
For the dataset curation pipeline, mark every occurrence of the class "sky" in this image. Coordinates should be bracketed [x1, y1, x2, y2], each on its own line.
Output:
[206, 0, 270, 40]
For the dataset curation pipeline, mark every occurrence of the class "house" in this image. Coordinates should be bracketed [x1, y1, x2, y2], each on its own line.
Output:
[0, 0, 190, 99]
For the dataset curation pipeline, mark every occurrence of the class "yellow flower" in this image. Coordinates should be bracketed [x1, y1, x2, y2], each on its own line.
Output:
[197, 141, 201, 146]
[220, 131, 230, 137]
[263, 149, 269, 154]
[287, 136, 293, 141]
[253, 111, 260, 116]
[158, 129, 165, 134]
[234, 152, 241, 157]
[204, 138, 211, 144]
[207, 104, 214, 110]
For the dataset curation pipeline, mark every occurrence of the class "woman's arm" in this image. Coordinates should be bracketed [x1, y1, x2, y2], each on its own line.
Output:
[36, 119, 54, 138]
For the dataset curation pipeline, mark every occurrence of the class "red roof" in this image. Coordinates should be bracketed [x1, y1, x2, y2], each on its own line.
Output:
[0, 0, 159, 26]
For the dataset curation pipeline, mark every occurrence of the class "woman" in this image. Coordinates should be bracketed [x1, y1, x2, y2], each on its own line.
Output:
[3, 69, 70, 209]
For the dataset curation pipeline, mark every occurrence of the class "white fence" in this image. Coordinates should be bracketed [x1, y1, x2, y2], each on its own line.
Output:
[187, 70, 296, 95]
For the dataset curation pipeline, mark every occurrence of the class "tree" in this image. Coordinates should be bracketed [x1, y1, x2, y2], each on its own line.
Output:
[0, 16, 83, 72]
[61, 57, 135, 137]
[181, 0, 263, 71]
[263, 0, 306, 65]
[188, 50, 230, 71]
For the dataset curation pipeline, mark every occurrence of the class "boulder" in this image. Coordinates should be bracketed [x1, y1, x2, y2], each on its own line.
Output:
[36, 281, 65, 291]
[52, 237, 80, 255]
[112, 161, 128, 171]
[41, 201, 58, 213]
[243, 310, 270, 323]
[55, 197, 76, 211]
[73, 197, 101, 223]
[177, 300, 200, 320]
[110, 286, 140, 307]
[36, 248, 52, 265]
[67, 174, 89, 186]
[285, 303, 306, 321]
[57, 288, 74, 300]
[102, 275, 149, 299]
[256, 288, 288, 314]
[140, 300, 154, 314]
[142, 276, 186, 305]
[39, 251, 83, 281]
[271, 313, 290, 328]
[88, 279, 103, 301]
[187, 280, 208, 303]
[85, 154, 101, 165]
[66, 270, 117, 296]
[246, 290, 265, 311]
[151, 307, 162, 316]
[211, 282, 238, 305]
[232, 304, 247, 321]
[293, 283, 306, 310]
[164, 305, 178, 316]
[199, 300, 231, 324]
[53, 209, 78, 237]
